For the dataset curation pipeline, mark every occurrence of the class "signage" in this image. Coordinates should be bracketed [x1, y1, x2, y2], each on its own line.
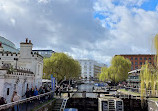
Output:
[51, 75, 55, 92]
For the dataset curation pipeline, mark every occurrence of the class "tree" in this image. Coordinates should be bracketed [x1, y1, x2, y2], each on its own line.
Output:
[43, 53, 81, 81]
[99, 56, 131, 84]
[140, 34, 158, 104]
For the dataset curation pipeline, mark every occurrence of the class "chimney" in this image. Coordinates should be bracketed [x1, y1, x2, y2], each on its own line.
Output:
[29, 40, 31, 44]
[26, 38, 28, 43]
[20, 38, 33, 58]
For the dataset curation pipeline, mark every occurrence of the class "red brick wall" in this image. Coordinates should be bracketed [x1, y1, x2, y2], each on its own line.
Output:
[116, 54, 156, 70]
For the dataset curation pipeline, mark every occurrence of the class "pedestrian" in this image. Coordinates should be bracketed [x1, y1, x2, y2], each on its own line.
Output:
[0, 97, 6, 105]
[59, 87, 62, 97]
[55, 86, 59, 96]
[38, 86, 43, 94]
[30, 88, 34, 97]
[34, 88, 39, 96]
[13, 91, 21, 111]
[25, 88, 30, 98]
[11, 91, 16, 111]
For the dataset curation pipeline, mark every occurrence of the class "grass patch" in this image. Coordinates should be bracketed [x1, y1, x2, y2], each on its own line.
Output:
[148, 98, 158, 101]
[118, 89, 140, 96]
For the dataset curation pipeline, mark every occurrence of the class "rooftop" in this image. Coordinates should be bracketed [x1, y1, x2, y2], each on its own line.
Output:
[116, 54, 155, 56]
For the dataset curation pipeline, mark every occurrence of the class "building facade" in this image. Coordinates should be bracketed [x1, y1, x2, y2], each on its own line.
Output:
[0, 38, 43, 103]
[126, 69, 141, 88]
[0, 36, 19, 53]
[78, 59, 106, 79]
[116, 54, 155, 70]
[32, 50, 55, 58]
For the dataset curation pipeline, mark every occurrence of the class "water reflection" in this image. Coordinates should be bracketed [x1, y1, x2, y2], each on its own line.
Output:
[73, 81, 97, 98]
[73, 81, 117, 98]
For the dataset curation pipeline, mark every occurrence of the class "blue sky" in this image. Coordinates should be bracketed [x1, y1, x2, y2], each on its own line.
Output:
[141, 0, 158, 11]
[0, 0, 158, 65]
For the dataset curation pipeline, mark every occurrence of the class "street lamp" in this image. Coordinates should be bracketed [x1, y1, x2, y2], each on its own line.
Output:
[14, 58, 18, 69]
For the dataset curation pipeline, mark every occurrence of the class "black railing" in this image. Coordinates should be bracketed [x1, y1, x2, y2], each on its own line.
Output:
[0, 91, 54, 111]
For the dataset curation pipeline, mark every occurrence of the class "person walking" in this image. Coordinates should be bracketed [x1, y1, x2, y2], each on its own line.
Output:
[13, 91, 21, 111]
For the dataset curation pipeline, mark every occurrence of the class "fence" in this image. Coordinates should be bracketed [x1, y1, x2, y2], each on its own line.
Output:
[0, 91, 54, 111]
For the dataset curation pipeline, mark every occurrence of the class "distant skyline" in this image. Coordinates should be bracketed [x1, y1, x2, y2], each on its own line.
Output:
[0, 0, 158, 65]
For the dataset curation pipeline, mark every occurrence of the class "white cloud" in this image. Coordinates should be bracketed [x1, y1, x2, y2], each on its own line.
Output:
[37, 0, 49, 3]
[10, 18, 16, 26]
[0, 0, 158, 66]
[120, 0, 148, 6]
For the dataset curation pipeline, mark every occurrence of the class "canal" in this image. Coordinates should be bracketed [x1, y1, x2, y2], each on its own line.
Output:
[73, 81, 116, 98]
[65, 81, 148, 111]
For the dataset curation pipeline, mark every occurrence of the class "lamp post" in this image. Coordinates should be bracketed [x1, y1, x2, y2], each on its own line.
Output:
[14, 58, 18, 69]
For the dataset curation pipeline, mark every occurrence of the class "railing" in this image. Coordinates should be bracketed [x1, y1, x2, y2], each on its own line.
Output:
[118, 86, 158, 97]
[0, 91, 54, 111]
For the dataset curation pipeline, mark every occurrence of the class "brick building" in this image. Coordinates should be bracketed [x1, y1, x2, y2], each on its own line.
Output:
[116, 54, 156, 70]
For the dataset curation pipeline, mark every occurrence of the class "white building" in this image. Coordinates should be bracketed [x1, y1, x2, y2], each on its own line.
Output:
[0, 38, 43, 103]
[78, 59, 106, 79]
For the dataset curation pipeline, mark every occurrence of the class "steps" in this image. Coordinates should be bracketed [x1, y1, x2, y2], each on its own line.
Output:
[108, 99, 115, 111]
[52, 99, 63, 111]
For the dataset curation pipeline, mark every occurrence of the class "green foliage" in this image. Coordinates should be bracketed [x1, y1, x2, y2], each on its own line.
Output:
[140, 34, 158, 105]
[43, 53, 81, 81]
[99, 56, 131, 83]
[8, 65, 14, 74]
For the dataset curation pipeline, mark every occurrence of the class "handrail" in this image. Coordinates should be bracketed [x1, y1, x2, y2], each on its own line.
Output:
[0, 91, 54, 110]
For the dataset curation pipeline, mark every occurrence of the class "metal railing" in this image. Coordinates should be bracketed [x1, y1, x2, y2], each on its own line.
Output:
[0, 91, 54, 110]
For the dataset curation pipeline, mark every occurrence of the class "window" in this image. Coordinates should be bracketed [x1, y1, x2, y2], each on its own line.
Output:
[140, 57, 142, 60]
[7, 88, 9, 95]
[140, 62, 142, 65]
[149, 58, 151, 60]
[135, 62, 138, 65]
[135, 66, 138, 69]
[144, 57, 147, 60]
[135, 57, 137, 60]
[84, 65, 87, 68]
[131, 57, 133, 60]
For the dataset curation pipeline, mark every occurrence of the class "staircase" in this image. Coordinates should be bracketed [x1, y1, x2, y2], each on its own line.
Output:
[52, 99, 63, 111]
[108, 99, 115, 111]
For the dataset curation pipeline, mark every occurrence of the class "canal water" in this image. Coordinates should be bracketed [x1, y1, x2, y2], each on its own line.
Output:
[73, 81, 116, 98]
[68, 81, 148, 111]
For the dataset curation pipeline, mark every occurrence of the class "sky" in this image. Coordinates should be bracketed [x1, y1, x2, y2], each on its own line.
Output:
[0, 0, 158, 66]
